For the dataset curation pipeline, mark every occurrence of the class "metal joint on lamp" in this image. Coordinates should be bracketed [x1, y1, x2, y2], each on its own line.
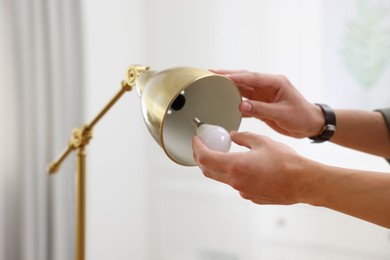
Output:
[47, 65, 242, 260]
[123, 65, 150, 89]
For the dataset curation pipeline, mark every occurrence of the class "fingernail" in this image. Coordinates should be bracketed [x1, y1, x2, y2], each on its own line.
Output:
[230, 130, 237, 135]
[241, 100, 252, 112]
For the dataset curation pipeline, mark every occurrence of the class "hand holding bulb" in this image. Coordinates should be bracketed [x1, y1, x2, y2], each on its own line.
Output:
[192, 118, 232, 153]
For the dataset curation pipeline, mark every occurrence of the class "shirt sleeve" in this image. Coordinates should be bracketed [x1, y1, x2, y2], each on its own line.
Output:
[375, 108, 390, 164]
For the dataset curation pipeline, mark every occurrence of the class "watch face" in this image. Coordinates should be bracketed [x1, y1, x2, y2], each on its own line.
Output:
[324, 124, 336, 131]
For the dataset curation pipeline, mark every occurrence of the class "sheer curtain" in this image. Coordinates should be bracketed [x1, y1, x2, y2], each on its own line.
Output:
[0, 0, 83, 259]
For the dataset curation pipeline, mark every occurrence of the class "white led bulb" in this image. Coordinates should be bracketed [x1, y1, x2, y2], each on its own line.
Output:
[192, 118, 231, 152]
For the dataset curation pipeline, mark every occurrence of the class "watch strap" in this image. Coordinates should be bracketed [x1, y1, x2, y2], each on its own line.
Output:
[309, 103, 336, 143]
[374, 108, 390, 164]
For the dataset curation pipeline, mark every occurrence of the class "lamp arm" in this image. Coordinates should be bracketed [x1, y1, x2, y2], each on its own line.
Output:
[47, 65, 149, 260]
[47, 65, 149, 174]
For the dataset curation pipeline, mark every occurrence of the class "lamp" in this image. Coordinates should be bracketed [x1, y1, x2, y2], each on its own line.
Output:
[47, 65, 242, 260]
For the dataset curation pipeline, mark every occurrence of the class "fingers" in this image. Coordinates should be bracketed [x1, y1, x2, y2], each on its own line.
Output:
[210, 69, 247, 75]
[193, 133, 284, 205]
[240, 100, 253, 115]
[213, 70, 286, 108]
[193, 131, 266, 170]
[194, 157, 229, 184]
[230, 72, 279, 90]
[237, 85, 254, 99]
[240, 99, 283, 121]
[192, 134, 257, 184]
[213, 70, 283, 90]
[192, 136, 232, 171]
[192, 136, 235, 184]
[230, 131, 260, 149]
[239, 191, 276, 205]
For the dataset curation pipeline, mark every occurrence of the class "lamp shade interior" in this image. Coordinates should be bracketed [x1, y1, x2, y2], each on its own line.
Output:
[138, 67, 242, 166]
[163, 74, 241, 166]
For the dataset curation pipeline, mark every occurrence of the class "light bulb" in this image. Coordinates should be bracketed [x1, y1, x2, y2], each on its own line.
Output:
[192, 118, 231, 152]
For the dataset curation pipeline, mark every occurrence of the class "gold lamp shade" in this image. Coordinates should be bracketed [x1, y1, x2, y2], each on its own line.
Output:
[135, 67, 242, 166]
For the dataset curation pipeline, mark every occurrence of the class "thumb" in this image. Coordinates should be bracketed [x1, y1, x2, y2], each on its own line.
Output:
[240, 100, 280, 121]
[231, 131, 261, 149]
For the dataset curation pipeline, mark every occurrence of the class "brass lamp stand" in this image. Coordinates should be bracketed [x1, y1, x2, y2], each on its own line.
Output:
[47, 65, 149, 260]
[47, 64, 242, 260]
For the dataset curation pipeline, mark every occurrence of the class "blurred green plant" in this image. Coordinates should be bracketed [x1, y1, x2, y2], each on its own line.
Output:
[341, 0, 390, 88]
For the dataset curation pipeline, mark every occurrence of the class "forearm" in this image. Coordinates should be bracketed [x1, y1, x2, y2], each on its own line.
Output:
[299, 159, 390, 228]
[330, 109, 390, 158]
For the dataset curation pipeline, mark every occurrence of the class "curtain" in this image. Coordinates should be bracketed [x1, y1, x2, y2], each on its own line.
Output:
[0, 0, 84, 259]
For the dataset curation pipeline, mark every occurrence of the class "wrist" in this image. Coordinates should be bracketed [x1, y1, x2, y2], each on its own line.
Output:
[292, 157, 329, 206]
[307, 103, 325, 137]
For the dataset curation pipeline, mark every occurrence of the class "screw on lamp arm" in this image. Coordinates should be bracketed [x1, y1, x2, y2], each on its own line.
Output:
[46, 65, 149, 260]
[47, 125, 93, 174]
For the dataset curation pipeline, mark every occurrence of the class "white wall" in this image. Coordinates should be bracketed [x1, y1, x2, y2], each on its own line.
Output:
[82, 0, 151, 259]
[82, 0, 390, 259]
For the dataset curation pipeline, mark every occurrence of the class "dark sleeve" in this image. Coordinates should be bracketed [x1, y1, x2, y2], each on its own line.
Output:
[375, 108, 390, 164]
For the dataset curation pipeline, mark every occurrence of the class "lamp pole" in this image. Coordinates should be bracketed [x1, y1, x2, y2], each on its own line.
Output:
[48, 65, 149, 260]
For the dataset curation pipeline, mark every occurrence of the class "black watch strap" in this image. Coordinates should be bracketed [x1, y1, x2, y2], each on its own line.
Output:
[309, 103, 336, 143]
[375, 108, 390, 164]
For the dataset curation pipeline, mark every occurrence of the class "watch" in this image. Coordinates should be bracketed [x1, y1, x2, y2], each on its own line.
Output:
[309, 103, 336, 143]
